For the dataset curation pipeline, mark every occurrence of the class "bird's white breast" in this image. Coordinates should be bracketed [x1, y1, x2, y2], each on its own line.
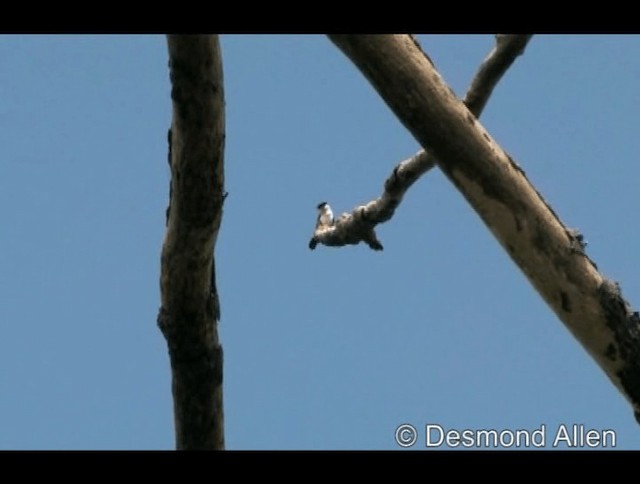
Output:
[319, 205, 333, 225]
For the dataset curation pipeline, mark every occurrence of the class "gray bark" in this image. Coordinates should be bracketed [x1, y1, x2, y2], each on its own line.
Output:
[310, 35, 532, 252]
[329, 34, 640, 423]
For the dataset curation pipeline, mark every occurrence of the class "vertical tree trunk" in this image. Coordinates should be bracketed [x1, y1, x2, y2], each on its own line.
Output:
[158, 35, 226, 450]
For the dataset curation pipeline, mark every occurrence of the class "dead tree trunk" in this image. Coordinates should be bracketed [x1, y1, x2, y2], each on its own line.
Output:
[158, 35, 226, 450]
[329, 34, 640, 423]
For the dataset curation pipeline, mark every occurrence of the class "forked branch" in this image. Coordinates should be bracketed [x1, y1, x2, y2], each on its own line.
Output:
[309, 35, 532, 251]
[329, 34, 640, 423]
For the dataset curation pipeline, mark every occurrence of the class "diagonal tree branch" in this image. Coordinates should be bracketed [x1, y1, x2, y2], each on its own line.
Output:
[157, 35, 226, 450]
[463, 34, 532, 115]
[310, 35, 532, 251]
[329, 34, 640, 423]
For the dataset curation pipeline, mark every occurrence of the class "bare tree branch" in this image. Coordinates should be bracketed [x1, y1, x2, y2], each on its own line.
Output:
[329, 34, 640, 423]
[310, 35, 532, 251]
[157, 35, 226, 450]
[464, 34, 532, 115]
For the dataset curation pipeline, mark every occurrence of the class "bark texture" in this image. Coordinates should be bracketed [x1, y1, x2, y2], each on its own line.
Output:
[310, 35, 532, 251]
[329, 34, 640, 422]
[158, 35, 225, 449]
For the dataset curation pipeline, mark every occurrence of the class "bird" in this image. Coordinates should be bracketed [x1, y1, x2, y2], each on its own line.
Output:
[316, 201, 334, 228]
[309, 202, 333, 250]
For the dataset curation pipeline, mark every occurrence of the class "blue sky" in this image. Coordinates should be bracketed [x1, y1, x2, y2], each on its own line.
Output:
[1, 34, 640, 450]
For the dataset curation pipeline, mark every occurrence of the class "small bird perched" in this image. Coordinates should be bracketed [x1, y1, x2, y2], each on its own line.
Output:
[309, 201, 384, 251]
[316, 201, 334, 229]
[309, 202, 333, 250]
